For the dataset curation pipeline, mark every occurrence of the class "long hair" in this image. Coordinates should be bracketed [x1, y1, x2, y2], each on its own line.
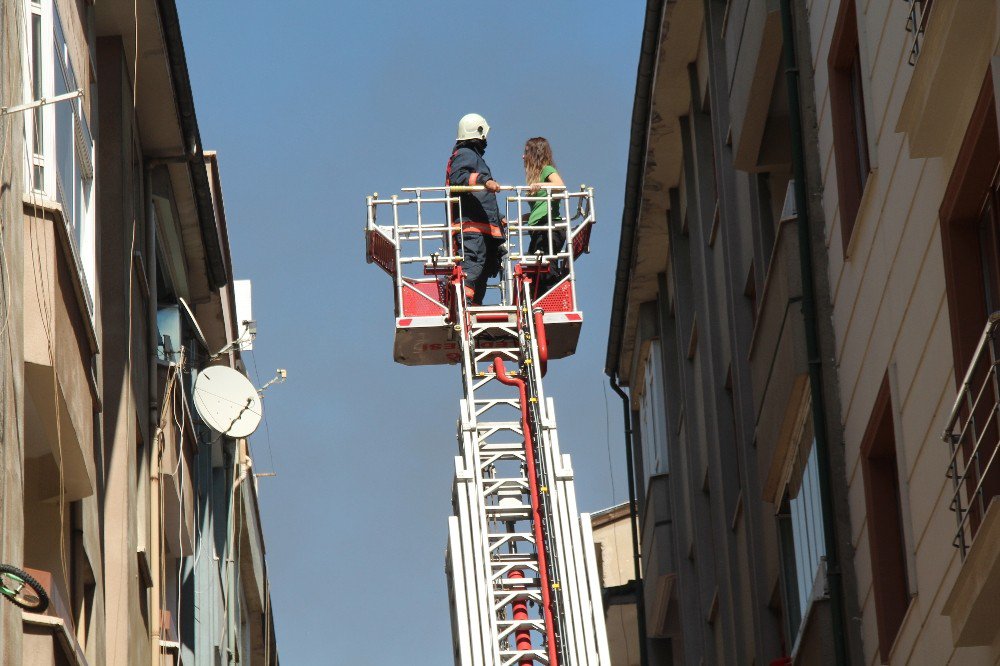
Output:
[523, 137, 555, 185]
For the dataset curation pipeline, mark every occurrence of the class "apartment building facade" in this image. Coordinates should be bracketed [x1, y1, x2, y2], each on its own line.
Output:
[0, 1, 278, 664]
[805, 0, 1000, 663]
[609, 0, 1000, 664]
[608, 0, 855, 663]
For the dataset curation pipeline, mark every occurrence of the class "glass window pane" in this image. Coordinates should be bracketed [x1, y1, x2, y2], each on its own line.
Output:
[788, 441, 827, 616]
[31, 12, 43, 158]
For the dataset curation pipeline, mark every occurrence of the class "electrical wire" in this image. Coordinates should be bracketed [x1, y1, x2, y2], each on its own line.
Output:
[0, 2, 16, 345]
[244, 350, 277, 663]
[171, 359, 188, 660]
[0, 0, 16, 566]
[111, 1, 141, 659]
[160, 360, 180, 663]
[0, 0, 28, 615]
[0, 0, 43, 638]
[247, 348, 276, 475]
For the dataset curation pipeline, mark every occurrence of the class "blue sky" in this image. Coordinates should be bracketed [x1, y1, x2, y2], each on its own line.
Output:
[176, 2, 645, 663]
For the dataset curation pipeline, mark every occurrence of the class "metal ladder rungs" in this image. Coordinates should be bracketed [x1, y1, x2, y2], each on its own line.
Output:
[479, 442, 525, 451]
[499, 650, 549, 666]
[488, 532, 534, 542]
[491, 553, 538, 566]
[475, 422, 524, 432]
[473, 393, 520, 400]
[494, 577, 540, 589]
[483, 477, 529, 491]
[485, 505, 531, 521]
[497, 618, 545, 629]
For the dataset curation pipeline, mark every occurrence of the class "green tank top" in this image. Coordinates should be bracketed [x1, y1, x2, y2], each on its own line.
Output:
[527, 165, 563, 226]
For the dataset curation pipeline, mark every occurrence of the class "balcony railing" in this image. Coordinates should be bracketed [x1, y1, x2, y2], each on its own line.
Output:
[904, 0, 934, 65]
[943, 313, 1000, 559]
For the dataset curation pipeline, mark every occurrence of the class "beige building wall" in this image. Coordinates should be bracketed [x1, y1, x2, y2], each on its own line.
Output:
[593, 504, 636, 589]
[14, 0, 108, 662]
[592, 504, 640, 666]
[805, 0, 1000, 663]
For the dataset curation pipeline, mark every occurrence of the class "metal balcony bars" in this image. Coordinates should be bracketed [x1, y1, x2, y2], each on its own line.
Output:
[943, 312, 1000, 559]
[904, 0, 934, 66]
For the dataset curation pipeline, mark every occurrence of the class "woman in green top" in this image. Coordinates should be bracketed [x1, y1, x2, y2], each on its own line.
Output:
[522, 137, 566, 290]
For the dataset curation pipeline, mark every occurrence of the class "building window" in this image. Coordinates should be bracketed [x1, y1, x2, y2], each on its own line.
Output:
[940, 71, 1000, 375]
[828, 0, 871, 253]
[30, 2, 44, 187]
[860, 375, 911, 662]
[754, 173, 777, 279]
[776, 419, 826, 647]
[940, 74, 1000, 554]
[638, 340, 668, 486]
[24, 0, 96, 308]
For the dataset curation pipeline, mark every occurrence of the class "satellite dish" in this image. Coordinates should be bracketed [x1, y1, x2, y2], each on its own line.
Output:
[192, 365, 263, 438]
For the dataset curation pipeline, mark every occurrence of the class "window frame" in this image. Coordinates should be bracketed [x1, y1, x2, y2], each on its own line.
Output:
[27, 0, 48, 193]
[638, 340, 669, 485]
[940, 70, 1000, 378]
[775, 408, 828, 650]
[828, 0, 872, 256]
[23, 0, 96, 313]
[859, 373, 913, 663]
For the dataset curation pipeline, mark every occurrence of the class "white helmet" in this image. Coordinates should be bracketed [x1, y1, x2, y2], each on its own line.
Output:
[457, 113, 490, 141]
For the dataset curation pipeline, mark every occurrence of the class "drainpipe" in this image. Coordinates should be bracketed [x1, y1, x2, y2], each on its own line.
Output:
[609, 375, 648, 666]
[779, 2, 849, 664]
[147, 166, 163, 666]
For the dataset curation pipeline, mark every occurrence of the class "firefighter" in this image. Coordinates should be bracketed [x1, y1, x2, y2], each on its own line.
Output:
[446, 113, 506, 306]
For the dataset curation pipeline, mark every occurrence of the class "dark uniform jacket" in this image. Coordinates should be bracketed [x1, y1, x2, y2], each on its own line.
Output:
[446, 142, 503, 237]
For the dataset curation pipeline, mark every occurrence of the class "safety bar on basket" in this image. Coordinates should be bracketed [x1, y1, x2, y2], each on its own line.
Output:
[370, 196, 456, 205]
[401, 185, 519, 193]
[369, 185, 594, 308]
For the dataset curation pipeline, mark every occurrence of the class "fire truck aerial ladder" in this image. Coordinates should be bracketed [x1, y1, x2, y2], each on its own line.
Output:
[366, 184, 611, 665]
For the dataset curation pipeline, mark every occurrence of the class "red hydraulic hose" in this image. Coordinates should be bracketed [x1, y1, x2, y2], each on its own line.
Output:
[508, 569, 533, 658]
[493, 357, 559, 666]
[532, 309, 548, 377]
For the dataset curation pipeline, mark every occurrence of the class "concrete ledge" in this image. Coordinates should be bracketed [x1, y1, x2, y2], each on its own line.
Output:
[23, 612, 89, 666]
[895, 0, 996, 158]
[22, 195, 98, 354]
[942, 498, 1000, 647]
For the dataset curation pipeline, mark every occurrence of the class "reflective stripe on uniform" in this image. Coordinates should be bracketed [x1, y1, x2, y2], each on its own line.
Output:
[453, 221, 502, 238]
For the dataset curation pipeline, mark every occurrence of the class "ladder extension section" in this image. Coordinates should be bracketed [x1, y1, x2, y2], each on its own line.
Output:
[445, 275, 611, 665]
[365, 185, 610, 665]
